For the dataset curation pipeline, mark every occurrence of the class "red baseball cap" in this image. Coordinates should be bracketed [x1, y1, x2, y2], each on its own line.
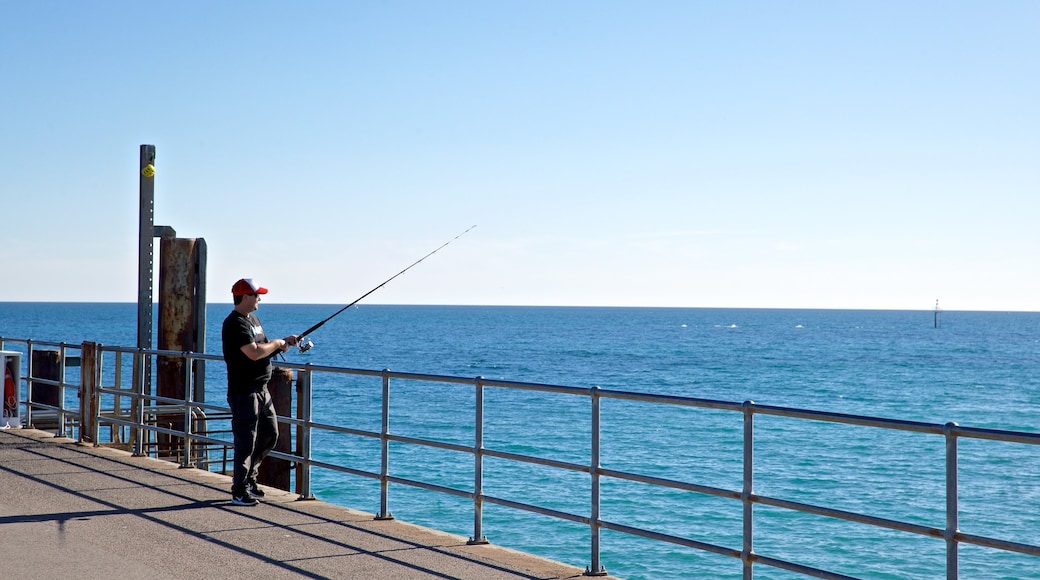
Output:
[231, 278, 269, 296]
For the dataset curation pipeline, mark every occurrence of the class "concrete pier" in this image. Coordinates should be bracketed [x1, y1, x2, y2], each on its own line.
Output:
[0, 429, 620, 579]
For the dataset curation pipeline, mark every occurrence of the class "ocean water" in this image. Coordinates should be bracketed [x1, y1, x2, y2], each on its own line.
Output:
[2, 303, 1039, 579]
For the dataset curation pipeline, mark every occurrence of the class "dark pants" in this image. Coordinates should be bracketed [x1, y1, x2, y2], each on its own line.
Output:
[227, 386, 278, 495]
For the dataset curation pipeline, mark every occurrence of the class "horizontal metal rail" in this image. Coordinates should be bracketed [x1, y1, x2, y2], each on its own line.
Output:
[752, 493, 942, 538]
[599, 518, 740, 559]
[599, 466, 740, 499]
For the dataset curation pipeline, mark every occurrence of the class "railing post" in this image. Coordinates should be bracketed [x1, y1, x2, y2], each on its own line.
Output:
[584, 386, 608, 576]
[742, 400, 755, 580]
[376, 369, 394, 520]
[78, 342, 89, 444]
[295, 364, 315, 500]
[945, 422, 959, 580]
[180, 351, 195, 468]
[468, 376, 489, 545]
[95, 345, 104, 444]
[131, 349, 146, 457]
[24, 340, 34, 428]
[113, 351, 124, 444]
[58, 342, 68, 436]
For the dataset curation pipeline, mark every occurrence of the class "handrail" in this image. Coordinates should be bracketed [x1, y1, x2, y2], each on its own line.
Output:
[1, 335, 1037, 579]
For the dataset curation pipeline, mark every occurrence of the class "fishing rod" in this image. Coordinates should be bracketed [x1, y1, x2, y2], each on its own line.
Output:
[295, 225, 477, 352]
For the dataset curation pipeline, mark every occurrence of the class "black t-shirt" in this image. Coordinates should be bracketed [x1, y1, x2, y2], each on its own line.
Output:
[222, 310, 273, 394]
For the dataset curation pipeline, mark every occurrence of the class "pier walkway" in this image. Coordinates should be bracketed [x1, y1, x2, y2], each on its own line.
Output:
[0, 429, 618, 580]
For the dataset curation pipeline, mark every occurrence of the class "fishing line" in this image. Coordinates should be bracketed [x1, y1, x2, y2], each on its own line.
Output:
[295, 225, 477, 352]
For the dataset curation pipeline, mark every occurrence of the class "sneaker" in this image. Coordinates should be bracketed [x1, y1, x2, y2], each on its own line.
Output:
[231, 494, 259, 506]
[246, 480, 265, 498]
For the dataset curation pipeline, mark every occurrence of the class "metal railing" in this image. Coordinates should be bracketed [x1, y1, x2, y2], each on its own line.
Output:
[2, 336, 1038, 579]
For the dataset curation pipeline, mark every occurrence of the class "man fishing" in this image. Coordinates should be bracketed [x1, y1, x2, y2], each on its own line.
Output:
[221, 278, 300, 506]
[218, 228, 474, 506]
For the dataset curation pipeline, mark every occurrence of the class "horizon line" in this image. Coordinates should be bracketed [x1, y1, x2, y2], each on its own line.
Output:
[0, 301, 1036, 314]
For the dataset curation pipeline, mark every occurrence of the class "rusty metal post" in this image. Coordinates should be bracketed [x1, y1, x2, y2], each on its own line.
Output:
[157, 237, 201, 386]
[156, 237, 202, 457]
[258, 367, 293, 491]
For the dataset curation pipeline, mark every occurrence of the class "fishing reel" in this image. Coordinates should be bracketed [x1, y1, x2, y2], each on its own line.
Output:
[297, 337, 314, 353]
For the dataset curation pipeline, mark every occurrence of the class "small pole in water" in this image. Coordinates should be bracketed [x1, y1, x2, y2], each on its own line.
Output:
[934, 299, 941, 329]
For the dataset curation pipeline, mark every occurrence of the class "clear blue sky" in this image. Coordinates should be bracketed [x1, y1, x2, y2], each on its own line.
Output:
[2, 1, 1037, 310]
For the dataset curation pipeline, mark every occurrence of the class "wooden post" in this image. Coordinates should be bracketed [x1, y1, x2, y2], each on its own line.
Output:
[79, 342, 98, 444]
[258, 367, 294, 491]
[156, 237, 202, 457]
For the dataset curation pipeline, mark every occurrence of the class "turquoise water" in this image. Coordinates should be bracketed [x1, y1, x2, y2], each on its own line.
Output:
[2, 303, 1039, 579]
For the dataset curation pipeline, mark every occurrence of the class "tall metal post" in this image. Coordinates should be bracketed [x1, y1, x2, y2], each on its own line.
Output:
[137, 145, 156, 400]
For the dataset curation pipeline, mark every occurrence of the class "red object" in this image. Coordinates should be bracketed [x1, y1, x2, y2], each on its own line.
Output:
[3, 364, 15, 417]
[231, 278, 269, 296]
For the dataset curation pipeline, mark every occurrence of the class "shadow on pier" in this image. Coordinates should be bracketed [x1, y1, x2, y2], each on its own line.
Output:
[0, 428, 616, 580]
